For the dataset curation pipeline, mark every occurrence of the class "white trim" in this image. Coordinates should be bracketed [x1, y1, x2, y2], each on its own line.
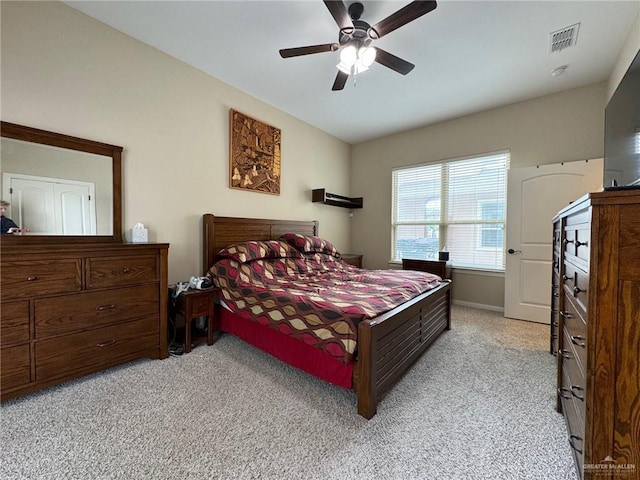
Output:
[453, 300, 504, 313]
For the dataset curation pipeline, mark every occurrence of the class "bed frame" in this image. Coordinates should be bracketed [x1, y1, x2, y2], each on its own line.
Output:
[202, 214, 452, 419]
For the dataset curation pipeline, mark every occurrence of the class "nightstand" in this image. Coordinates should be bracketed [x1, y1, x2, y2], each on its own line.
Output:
[341, 253, 363, 268]
[169, 287, 217, 353]
[402, 259, 451, 279]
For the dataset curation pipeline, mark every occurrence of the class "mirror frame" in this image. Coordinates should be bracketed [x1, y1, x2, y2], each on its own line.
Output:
[1, 121, 123, 244]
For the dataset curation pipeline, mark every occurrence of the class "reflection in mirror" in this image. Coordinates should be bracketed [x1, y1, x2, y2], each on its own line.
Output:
[1, 138, 113, 235]
[0, 121, 122, 244]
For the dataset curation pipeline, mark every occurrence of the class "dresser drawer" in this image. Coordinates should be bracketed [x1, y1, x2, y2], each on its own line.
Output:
[559, 365, 585, 476]
[564, 225, 590, 269]
[0, 344, 31, 391]
[190, 294, 213, 317]
[0, 259, 81, 301]
[560, 328, 586, 421]
[563, 261, 589, 317]
[561, 297, 587, 375]
[35, 285, 159, 338]
[86, 255, 158, 289]
[1, 301, 29, 346]
[35, 316, 158, 383]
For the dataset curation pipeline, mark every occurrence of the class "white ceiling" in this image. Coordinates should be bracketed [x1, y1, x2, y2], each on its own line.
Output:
[66, 1, 639, 145]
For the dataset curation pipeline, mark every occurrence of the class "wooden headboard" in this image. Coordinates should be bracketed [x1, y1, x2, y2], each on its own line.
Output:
[202, 214, 318, 274]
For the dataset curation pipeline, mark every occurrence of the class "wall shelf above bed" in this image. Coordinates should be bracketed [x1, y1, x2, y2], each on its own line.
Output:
[312, 189, 363, 209]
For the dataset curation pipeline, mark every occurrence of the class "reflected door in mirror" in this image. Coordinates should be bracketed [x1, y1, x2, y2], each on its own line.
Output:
[4, 173, 96, 235]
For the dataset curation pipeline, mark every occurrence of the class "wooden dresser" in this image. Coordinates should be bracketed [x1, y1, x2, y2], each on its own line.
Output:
[554, 189, 639, 480]
[1, 242, 169, 400]
[550, 216, 562, 356]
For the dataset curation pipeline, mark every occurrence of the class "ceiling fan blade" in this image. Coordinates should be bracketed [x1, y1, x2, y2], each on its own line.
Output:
[323, 0, 353, 30]
[371, 1, 437, 39]
[332, 71, 349, 91]
[279, 43, 339, 58]
[374, 48, 415, 75]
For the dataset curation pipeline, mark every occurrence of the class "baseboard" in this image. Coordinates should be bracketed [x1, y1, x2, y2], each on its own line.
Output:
[452, 300, 505, 313]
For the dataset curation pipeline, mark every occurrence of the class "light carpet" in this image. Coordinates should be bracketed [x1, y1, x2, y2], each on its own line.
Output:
[0, 306, 577, 480]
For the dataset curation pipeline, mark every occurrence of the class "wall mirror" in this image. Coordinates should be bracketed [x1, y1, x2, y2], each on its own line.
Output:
[0, 121, 122, 244]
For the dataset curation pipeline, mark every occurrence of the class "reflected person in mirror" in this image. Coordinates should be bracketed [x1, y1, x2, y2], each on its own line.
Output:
[1, 200, 29, 234]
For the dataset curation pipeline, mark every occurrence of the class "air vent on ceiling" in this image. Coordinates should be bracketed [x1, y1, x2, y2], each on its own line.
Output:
[549, 23, 580, 53]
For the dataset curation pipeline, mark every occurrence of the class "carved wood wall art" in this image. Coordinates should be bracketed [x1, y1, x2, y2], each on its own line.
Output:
[229, 109, 281, 195]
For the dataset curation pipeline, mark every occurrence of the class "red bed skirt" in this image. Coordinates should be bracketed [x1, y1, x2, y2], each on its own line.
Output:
[219, 307, 354, 389]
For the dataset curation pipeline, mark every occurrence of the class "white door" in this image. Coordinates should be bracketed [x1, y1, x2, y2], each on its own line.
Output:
[504, 159, 603, 323]
[4, 177, 56, 234]
[55, 183, 96, 235]
[3, 173, 96, 235]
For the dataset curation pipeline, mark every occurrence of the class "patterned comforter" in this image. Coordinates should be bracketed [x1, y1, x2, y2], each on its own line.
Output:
[208, 236, 442, 364]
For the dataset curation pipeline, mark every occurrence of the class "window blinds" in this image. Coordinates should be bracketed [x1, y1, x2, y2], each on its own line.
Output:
[392, 151, 510, 270]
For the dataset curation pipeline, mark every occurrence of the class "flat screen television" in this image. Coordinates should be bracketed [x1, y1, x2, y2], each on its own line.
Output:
[604, 48, 640, 189]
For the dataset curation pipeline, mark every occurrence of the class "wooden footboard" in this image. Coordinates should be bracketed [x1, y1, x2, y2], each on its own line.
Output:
[202, 214, 453, 420]
[355, 280, 451, 419]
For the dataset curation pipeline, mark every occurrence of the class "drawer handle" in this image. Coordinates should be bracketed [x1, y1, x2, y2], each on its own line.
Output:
[575, 240, 588, 248]
[558, 349, 572, 359]
[97, 340, 117, 348]
[573, 286, 584, 295]
[571, 385, 585, 401]
[569, 435, 583, 454]
[553, 292, 560, 298]
[559, 311, 571, 319]
[26, 276, 38, 281]
[96, 304, 117, 311]
[558, 387, 572, 400]
[570, 335, 586, 348]
[122, 267, 130, 273]
[562, 275, 572, 283]
[563, 238, 574, 245]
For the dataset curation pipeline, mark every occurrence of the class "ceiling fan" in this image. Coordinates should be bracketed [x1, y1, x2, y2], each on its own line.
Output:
[279, 1, 437, 91]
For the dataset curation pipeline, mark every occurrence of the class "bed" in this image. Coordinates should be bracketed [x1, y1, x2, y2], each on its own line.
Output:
[202, 214, 452, 419]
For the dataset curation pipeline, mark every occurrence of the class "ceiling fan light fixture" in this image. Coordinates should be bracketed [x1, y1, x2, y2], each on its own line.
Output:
[281, 0, 438, 90]
[337, 61, 352, 74]
[359, 46, 376, 67]
[340, 45, 357, 65]
[354, 62, 369, 75]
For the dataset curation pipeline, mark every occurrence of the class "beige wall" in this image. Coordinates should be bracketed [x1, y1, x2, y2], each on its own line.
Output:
[1, 1, 352, 283]
[351, 83, 608, 309]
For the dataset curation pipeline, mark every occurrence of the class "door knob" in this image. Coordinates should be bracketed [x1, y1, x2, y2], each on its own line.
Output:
[507, 248, 522, 254]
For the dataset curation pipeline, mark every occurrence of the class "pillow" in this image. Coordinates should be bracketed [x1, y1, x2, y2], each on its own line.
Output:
[279, 233, 340, 258]
[216, 240, 302, 264]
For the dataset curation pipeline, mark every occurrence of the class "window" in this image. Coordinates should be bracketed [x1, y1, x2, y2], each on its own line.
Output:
[392, 151, 509, 270]
[479, 201, 504, 249]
